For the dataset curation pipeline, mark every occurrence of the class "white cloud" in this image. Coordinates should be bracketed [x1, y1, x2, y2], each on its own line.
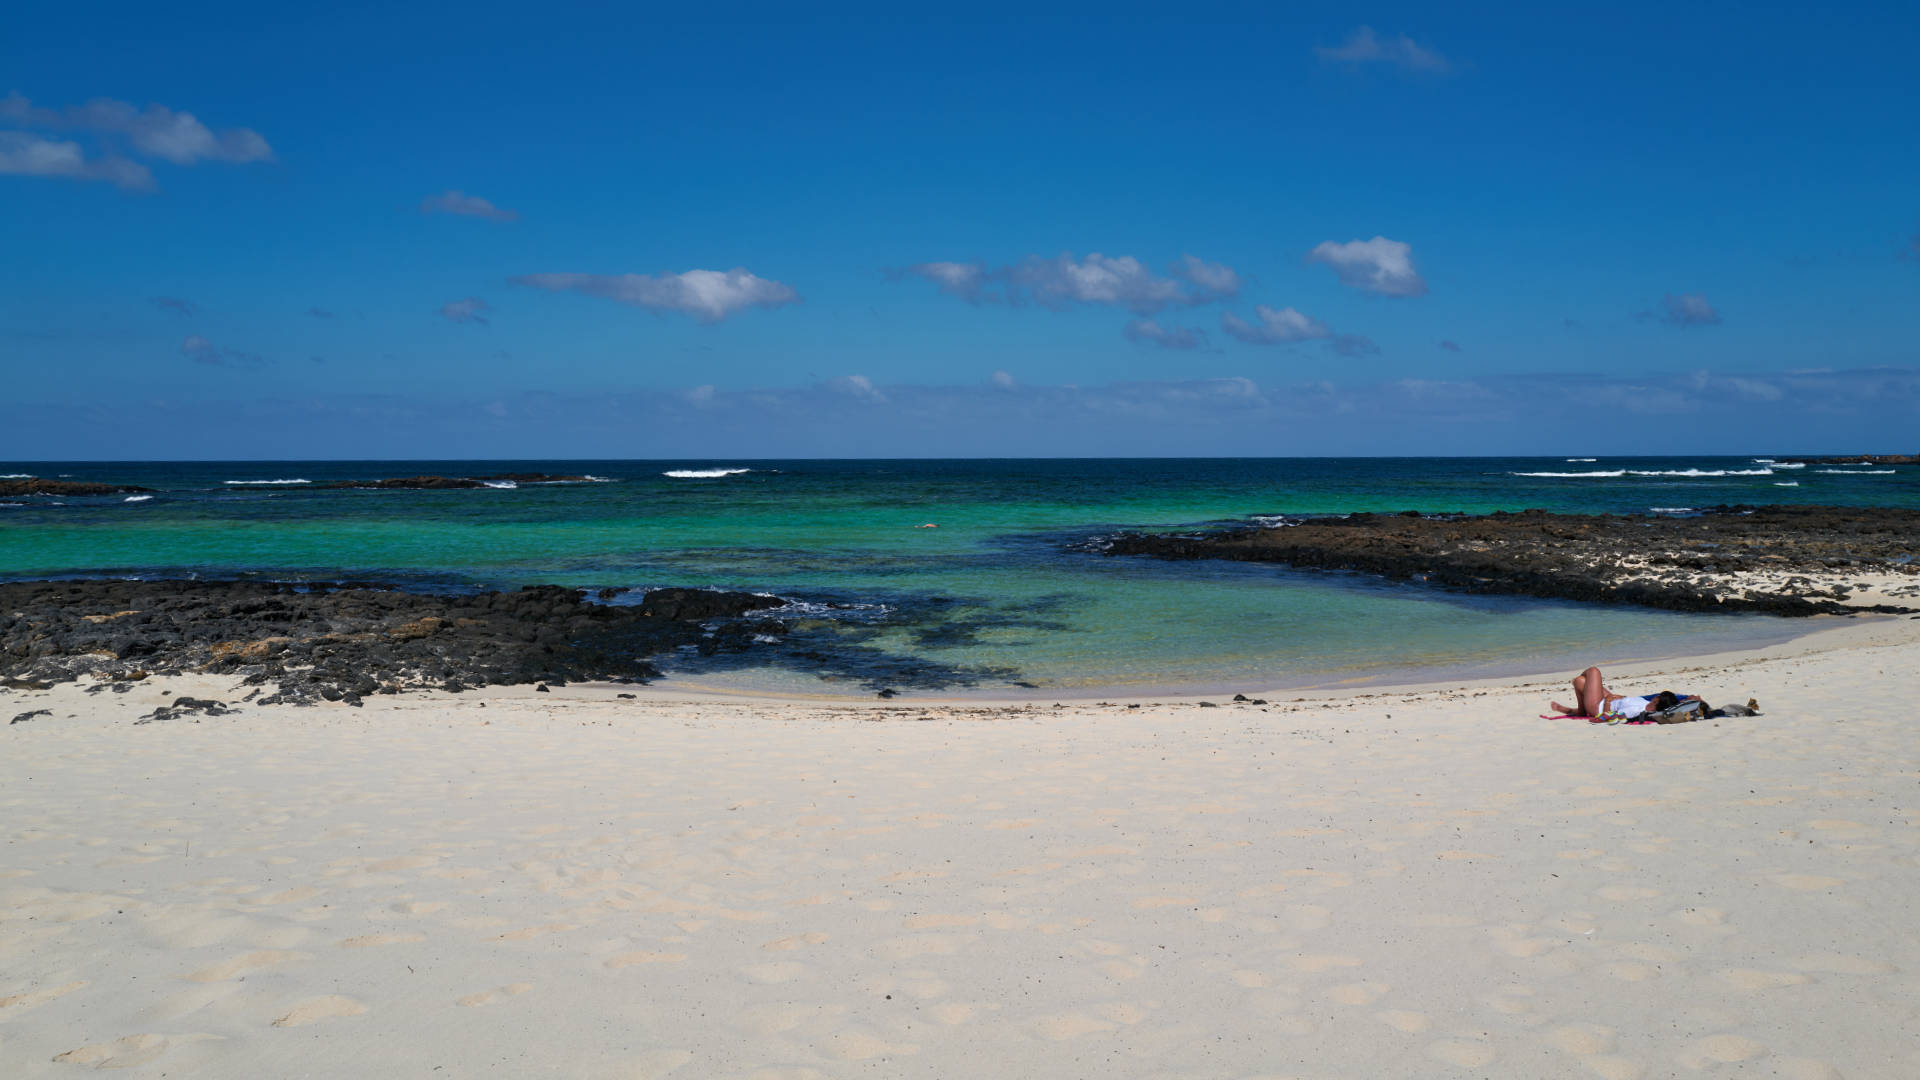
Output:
[896, 261, 992, 302]
[421, 190, 519, 222]
[1220, 305, 1330, 345]
[1009, 252, 1187, 314]
[990, 370, 1016, 390]
[440, 297, 491, 325]
[896, 252, 1241, 314]
[685, 384, 716, 405]
[1306, 236, 1428, 297]
[1125, 318, 1207, 350]
[1173, 255, 1241, 300]
[827, 374, 886, 403]
[1315, 27, 1452, 73]
[510, 268, 801, 323]
[1660, 293, 1721, 326]
[3, 93, 271, 166]
[0, 131, 152, 189]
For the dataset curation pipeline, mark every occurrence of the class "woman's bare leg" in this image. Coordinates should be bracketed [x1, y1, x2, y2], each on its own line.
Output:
[1552, 666, 1607, 716]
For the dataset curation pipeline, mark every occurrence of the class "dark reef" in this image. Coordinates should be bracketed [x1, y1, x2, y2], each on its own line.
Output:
[0, 581, 784, 705]
[1105, 505, 1920, 617]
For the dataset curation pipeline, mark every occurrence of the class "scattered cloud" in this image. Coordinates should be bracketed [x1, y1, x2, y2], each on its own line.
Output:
[1315, 26, 1452, 73]
[440, 297, 491, 325]
[307, 307, 335, 319]
[892, 261, 992, 302]
[1306, 236, 1428, 297]
[1659, 292, 1721, 326]
[1220, 305, 1330, 345]
[420, 189, 519, 222]
[150, 296, 195, 317]
[1439, 339, 1462, 352]
[1, 93, 270, 191]
[990, 370, 1017, 390]
[1125, 318, 1208, 350]
[895, 251, 1241, 314]
[1172, 255, 1242, 301]
[0, 131, 152, 189]
[826, 374, 886, 403]
[685, 384, 717, 405]
[510, 268, 800, 323]
[180, 334, 261, 366]
[1330, 333, 1379, 357]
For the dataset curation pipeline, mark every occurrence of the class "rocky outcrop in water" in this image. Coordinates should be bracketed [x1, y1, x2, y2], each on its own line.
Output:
[0, 581, 786, 705]
[0, 479, 153, 497]
[1105, 505, 1920, 617]
[1777, 454, 1918, 466]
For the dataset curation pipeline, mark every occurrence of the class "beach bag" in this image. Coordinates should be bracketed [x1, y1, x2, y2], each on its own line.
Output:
[1647, 698, 1708, 724]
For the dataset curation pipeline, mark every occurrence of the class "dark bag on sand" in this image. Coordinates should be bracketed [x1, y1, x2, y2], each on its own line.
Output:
[1648, 698, 1708, 724]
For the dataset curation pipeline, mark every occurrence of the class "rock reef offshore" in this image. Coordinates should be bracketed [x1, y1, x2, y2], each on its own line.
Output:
[1105, 505, 1920, 617]
[0, 581, 785, 705]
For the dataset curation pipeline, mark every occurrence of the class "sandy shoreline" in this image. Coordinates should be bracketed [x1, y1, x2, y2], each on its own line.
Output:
[4, 616, 1917, 1078]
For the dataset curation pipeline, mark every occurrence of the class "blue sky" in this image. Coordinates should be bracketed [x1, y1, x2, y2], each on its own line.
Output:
[4, 3, 1916, 458]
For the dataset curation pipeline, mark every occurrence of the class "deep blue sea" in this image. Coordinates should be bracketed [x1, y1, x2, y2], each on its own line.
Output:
[4, 456, 1912, 696]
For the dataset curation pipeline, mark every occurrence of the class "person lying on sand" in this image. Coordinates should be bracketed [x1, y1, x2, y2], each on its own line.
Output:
[1551, 665, 1686, 722]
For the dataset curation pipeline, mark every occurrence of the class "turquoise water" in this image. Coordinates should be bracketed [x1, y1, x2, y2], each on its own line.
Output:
[4, 457, 1913, 695]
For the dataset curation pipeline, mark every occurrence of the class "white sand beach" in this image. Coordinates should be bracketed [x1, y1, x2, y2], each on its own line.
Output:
[4, 615, 1917, 1079]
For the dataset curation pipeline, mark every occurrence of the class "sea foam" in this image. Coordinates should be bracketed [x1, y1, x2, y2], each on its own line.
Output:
[664, 468, 752, 478]
[225, 478, 311, 485]
[1816, 468, 1896, 474]
[124, 495, 154, 502]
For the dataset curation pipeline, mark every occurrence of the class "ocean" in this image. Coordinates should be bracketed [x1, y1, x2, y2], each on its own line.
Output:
[4, 457, 1913, 696]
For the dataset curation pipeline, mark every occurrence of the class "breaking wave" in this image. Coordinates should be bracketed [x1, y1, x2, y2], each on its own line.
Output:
[483, 480, 518, 489]
[1510, 467, 1777, 478]
[225, 478, 311, 485]
[124, 495, 154, 502]
[1816, 468, 1896, 474]
[664, 468, 752, 479]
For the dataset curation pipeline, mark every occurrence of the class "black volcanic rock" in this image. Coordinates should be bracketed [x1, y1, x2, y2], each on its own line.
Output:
[0, 579, 793, 705]
[0, 479, 153, 497]
[1105, 505, 1920, 617]
[638, 588, 784, 620]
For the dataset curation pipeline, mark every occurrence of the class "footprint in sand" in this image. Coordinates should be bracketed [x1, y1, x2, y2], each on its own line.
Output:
[1770, 873, 1845, 892]
[185, 950, 309, 983]
[456, 983, 532, 1007]
[741, 961, 809, 984]
[53, 1033, 217, 1068]
[761, 931, 830, 951]
[1717, 968, 1813, 990]
[1377, 1010, 1431, 1033]
[272, 995, 367, 1027]
[1544, 1023, 1617, 1055]
[0, 979, 86, 1013]
[1327, 981, 1390, 1005]
[605, 951, 688, 968]
[1676, 1033, 1768, 1068]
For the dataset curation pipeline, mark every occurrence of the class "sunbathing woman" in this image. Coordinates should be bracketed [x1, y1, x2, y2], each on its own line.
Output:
[1551, 666, 1677, 722]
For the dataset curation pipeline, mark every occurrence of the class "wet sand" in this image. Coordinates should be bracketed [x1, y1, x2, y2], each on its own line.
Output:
[3, 616, 1917, 1078]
